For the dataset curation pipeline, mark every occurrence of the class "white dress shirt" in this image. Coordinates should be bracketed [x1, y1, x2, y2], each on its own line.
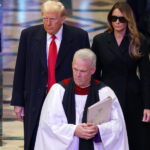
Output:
[46, 26, 63, 61]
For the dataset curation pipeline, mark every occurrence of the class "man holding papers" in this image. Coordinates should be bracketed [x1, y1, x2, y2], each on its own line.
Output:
[34, 49, 129, 150]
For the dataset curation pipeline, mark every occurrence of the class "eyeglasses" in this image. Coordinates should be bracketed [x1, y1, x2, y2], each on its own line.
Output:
[110, 16, 127, 23]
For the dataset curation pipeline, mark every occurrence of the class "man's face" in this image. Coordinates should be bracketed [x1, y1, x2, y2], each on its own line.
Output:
[42, 11, 65, 35]
[72, 58, 96, 87]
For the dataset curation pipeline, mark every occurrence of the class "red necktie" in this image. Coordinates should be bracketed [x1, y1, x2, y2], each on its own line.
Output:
[47, 35, 57, 91]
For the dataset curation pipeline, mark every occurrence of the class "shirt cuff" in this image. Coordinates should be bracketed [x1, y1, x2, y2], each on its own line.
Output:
[93, 130, 102, 143]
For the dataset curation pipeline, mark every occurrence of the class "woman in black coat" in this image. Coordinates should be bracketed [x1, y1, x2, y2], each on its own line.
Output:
[92, 2, 150, 150]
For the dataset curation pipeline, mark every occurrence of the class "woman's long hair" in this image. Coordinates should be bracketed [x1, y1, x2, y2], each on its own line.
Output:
[107, 2, 143, 59]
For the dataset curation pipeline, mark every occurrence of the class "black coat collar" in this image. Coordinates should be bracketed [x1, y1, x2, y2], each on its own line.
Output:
[33, 24, 74, 70]
[106, 31, 130, 62]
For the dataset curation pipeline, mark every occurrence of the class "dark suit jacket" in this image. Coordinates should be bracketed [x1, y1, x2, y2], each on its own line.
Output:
[92, 31, 150, 150]
[11, 24, 90, 150]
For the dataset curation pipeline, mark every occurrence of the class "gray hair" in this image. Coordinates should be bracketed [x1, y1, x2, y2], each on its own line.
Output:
[41, 0, 67, 17]
[73, 48, 96, 67]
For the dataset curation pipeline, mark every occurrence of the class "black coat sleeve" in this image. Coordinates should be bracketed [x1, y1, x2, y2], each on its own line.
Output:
[91, 35, 102, 80]
[11, 29, 27, 107]
[138, 39, 150, 108]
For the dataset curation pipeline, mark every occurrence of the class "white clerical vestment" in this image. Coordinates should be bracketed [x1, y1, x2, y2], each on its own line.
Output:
[34, 83, 129, 150]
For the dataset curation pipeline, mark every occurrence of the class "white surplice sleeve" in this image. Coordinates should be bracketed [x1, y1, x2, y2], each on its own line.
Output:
[94, 87, 129, 150]
[34, 84, 77, 150]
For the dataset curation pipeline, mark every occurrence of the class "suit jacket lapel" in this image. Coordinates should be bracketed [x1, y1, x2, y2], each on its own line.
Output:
[34, 25, 47, 70]
[107, 33, 127, 62]
[119, 34, 130, 55]
[56, 24, 73, 68]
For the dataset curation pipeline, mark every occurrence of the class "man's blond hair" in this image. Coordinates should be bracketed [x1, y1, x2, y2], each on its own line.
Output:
[41, 0, 67, 17]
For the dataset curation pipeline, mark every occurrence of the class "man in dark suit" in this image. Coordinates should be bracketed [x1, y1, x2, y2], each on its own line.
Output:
[11, 1, 90, 150]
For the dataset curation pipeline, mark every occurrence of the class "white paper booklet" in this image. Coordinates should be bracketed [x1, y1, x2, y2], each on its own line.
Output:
[87, 97, 112, 125]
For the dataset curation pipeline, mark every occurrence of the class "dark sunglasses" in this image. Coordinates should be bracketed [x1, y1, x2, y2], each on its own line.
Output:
[110, 16, 127, 23]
